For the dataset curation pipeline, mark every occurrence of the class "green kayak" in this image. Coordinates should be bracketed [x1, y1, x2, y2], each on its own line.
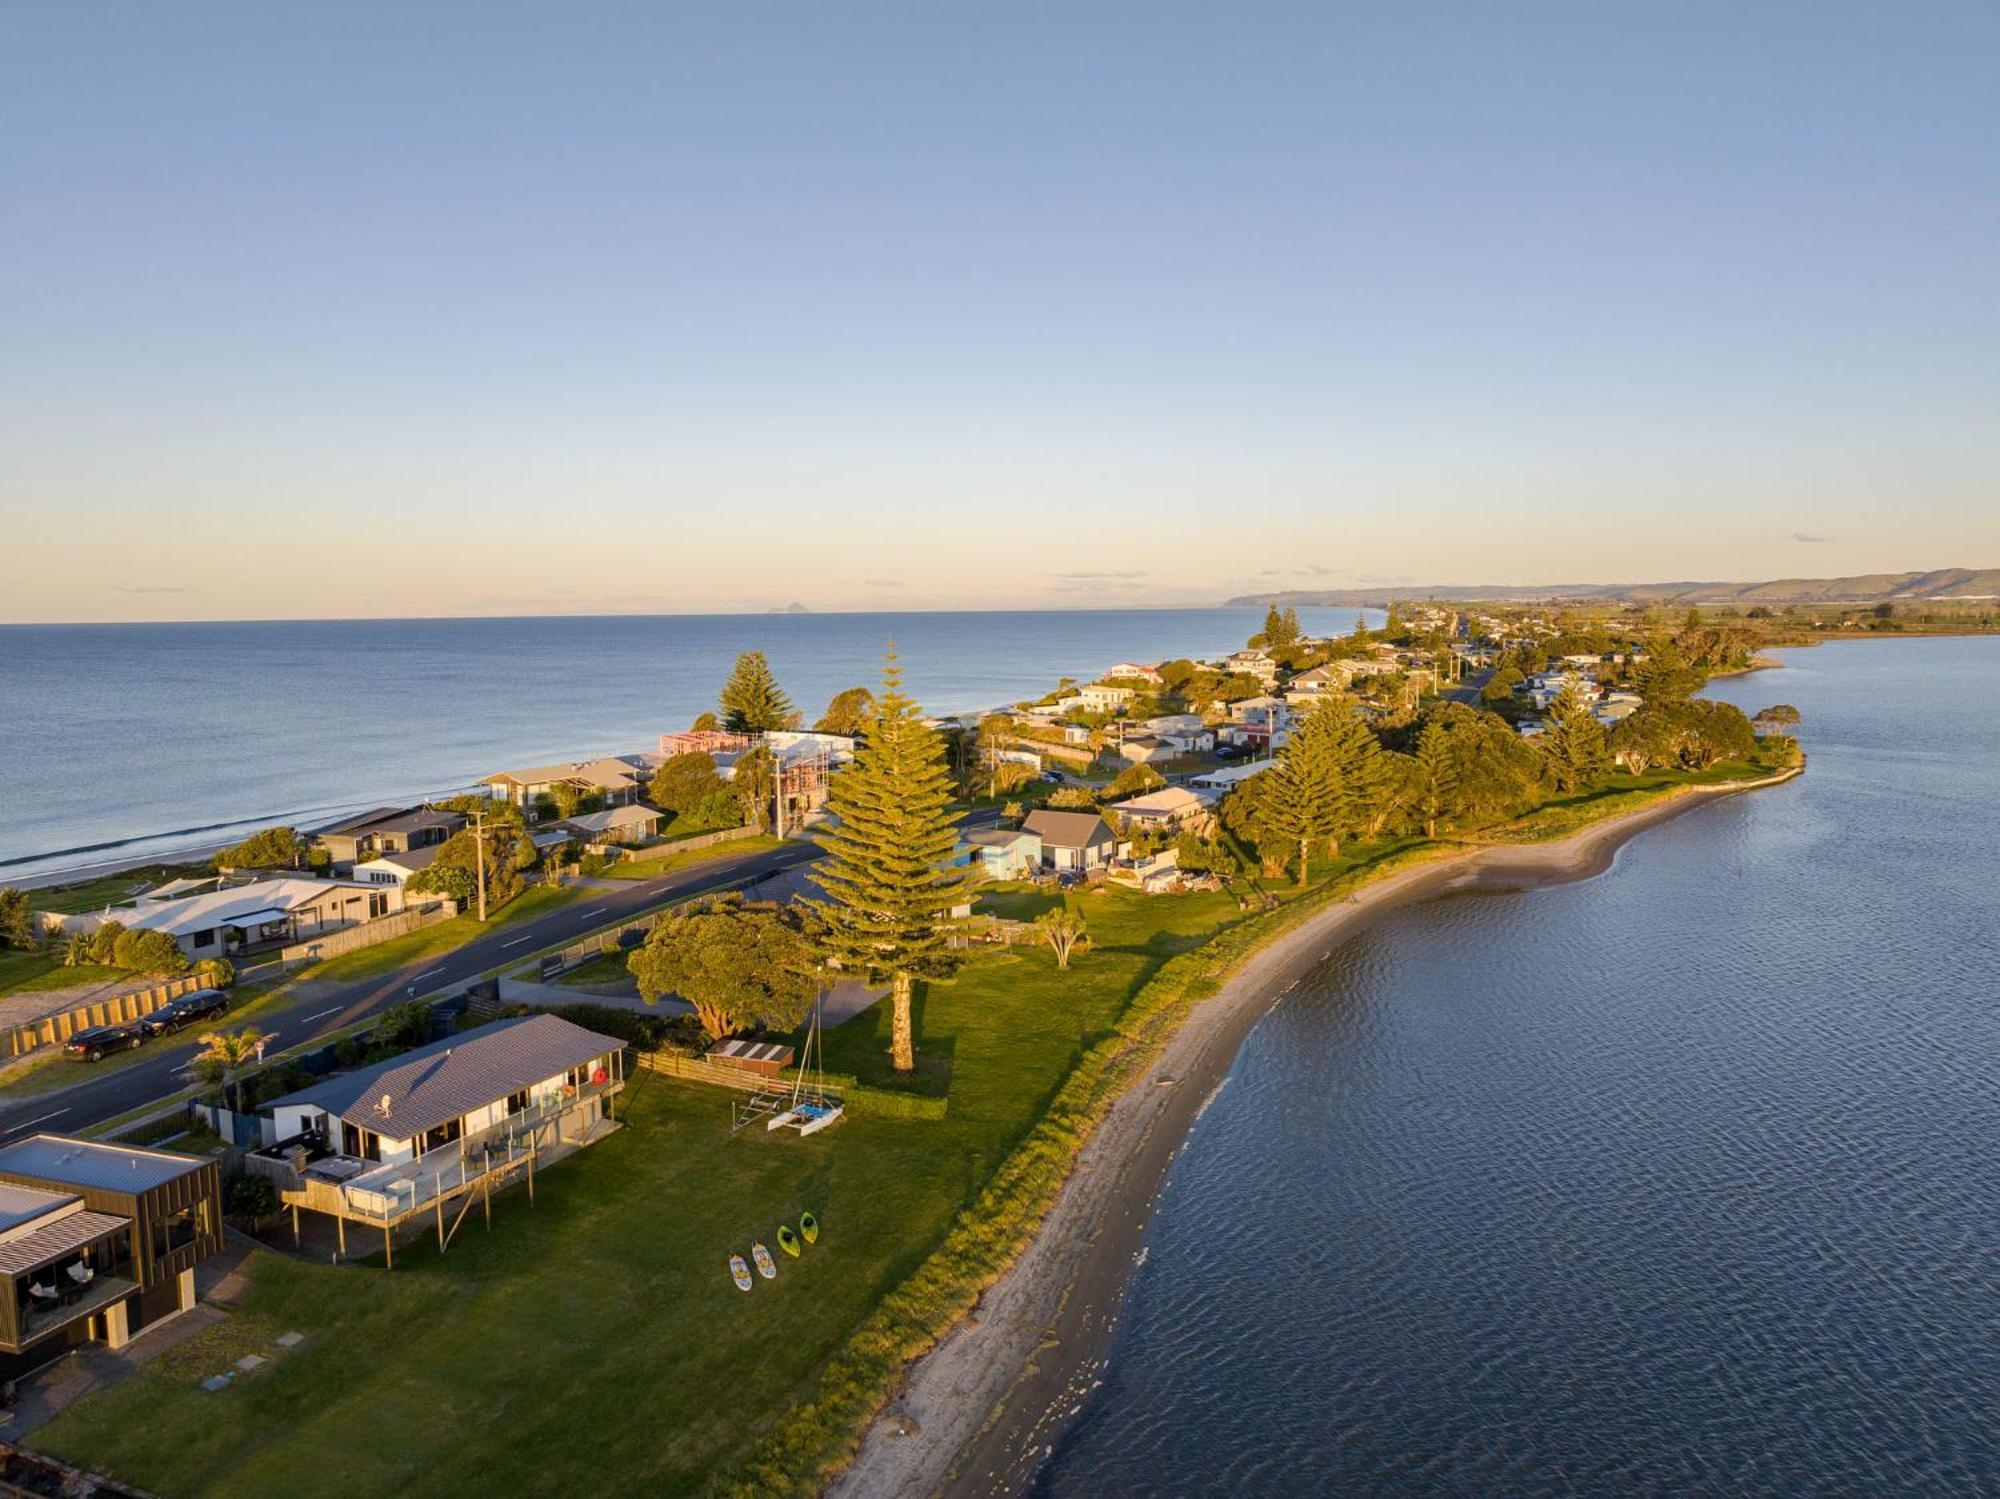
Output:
[800, 1211, 820, 1245]
[777, 1224, 801, 1257]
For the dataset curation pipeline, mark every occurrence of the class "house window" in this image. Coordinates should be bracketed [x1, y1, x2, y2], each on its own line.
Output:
[419, 1118, 462, 1157]
[153, 1205, 199, 1259]
[340, 1122, 383, 1161]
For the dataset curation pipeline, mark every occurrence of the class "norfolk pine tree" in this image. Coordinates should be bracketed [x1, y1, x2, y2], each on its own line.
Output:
[719, 650, 795, 733]
[810, 654, 975, 1072]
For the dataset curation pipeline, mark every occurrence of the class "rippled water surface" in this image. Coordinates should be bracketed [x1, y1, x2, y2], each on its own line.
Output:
[1037, 638, 1999, 1498]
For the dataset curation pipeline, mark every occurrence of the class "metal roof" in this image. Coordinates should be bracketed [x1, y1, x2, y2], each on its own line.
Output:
[263, 1014, 624, 1141]
[121, 877, 375, 938]
[1022, 809, 1115, 848]
[0, 1182, 77, 1236]
[0, 1210, 131, 1277]
[0, 1135, 209, 1194]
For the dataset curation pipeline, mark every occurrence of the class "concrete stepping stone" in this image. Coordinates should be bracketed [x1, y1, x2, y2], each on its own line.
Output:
[234, 1355, 266, 1372]
[274, 1331, 305, 1348]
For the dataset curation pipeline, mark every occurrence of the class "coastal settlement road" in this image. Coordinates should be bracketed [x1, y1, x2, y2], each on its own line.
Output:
[0, 833, 841, 1141]
[2, 808, 1002, 1141]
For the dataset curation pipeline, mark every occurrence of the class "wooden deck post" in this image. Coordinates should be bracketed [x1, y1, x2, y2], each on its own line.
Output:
[436, 1194, 445, 1251]
[483, 1174, 492, 1230]
[336, 1214, 346, 1261]
[527, 1148, 535, 1206]
[291, 1205, 300, 1247]
[384, 1224, 393, 1270]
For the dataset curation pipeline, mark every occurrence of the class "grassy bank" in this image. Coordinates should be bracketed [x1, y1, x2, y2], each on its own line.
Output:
[33, 757, 1796, 1497]
[598, 833, 787, 881]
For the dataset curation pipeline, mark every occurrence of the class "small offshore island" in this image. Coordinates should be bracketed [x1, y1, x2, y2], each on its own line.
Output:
[0, 598, 1813, 1497]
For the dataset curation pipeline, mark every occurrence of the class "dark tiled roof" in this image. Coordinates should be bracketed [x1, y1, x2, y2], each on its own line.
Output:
[1023, 810, 1113, 849]
[0, 1136, 209, 1195]
[263, 1014, 624, 1141]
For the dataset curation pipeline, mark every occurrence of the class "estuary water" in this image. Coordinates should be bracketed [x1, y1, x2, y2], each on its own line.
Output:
[1035, 636, 1999, 1497]
[0, 607, 1372, 879]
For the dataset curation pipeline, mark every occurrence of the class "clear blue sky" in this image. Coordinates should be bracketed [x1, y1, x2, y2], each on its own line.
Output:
[3, 2, 1995, 620]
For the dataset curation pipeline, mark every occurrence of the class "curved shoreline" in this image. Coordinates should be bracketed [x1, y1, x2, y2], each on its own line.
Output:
[829, 765, 1803, 1499]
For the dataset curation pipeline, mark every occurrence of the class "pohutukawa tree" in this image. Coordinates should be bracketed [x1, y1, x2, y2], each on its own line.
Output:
[719, 650, 796, 733]
[809, 652, 974, 1072]
[627, 895, 818, 1042]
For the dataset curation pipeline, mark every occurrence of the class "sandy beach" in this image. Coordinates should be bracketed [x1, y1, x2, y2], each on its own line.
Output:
[829, 766, 1803, 1499]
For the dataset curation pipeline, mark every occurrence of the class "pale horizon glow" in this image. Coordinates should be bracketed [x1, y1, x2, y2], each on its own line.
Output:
[3, 2, 1997, 624]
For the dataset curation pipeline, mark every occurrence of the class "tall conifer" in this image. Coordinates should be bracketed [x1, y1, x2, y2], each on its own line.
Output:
[810, 652, 973, 1072]
[719, 651, 795, 732]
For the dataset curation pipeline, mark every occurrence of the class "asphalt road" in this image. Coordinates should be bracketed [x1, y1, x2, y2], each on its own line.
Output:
[0, 835, 829, 1142]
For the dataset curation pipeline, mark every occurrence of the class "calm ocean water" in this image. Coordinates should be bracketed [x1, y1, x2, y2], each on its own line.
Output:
[1036, 636, 2000, 1498]
[0, 607, 1373, 879]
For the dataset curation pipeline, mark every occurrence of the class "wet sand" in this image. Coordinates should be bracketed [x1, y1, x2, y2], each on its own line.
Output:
[828, 767, 1802, 1499]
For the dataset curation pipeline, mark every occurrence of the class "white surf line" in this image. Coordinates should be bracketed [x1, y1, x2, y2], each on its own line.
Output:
[3, 1108, 69, 1136]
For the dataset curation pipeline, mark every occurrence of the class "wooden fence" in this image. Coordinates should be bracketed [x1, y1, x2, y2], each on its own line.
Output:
[612, 822, 763, 866]
[5, 973, 214, 1059]
[280, 898, 456, 963]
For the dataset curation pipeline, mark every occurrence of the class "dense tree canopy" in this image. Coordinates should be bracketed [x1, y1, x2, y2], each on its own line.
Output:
[0, 888, 35, 951]
[814, 686, 875, 737]
[212, 825, 309, 872]
[628, 895, 819, 1041]
[1538, 683, 1611, 793]
[649, 752, 733, 817]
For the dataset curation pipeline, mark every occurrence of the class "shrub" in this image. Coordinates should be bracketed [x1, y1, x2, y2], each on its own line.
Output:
[88, 920, 126, 966]
[195, 957, 235, 987]
[224, 1173, 279, 1224]
[539, 1002, 674, 1053]
[112, 927, 189, 976]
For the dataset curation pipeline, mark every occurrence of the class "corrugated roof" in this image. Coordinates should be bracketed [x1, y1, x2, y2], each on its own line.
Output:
[121, 877, 374, 938]
[0, 1136, 209, 1195]
[962, 827, 1036, 849]
[1023, 810, 1114, 848]
[0, 1210, 131, 1277]
[264, 1014, 624, 1141]
[0, 1182, 77, 1236]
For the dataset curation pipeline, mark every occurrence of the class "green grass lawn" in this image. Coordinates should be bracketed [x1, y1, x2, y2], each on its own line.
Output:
[34, 883, 1235, 1497]
[0, 951, 130, 998]
[32, 756, 1799, 1497]
[599, 833, 786, 881]
[303, 885, 584, 983]
[25, 865, 206, 917]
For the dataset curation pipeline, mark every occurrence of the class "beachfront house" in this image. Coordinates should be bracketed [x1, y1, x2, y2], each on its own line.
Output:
[1224, 649, 1279, 684]
[245, 1013, 627, 1265]
[351, 845, 447, 895]
[1022, 810, 1118, 873]
[0, 1136, 223, 1380]
[109, 876, 395, 959]
[483, 757, 652, 813]
[1058, 683, 1137, 714]
[1104, 661, 1165, 684]
[552, 804, 664, 846]
[1102, 786, 1215, 837]
[953, 827, 1042, 882]
[312, 806, 467, 872]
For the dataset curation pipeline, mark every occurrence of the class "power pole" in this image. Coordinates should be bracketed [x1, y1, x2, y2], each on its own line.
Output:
[473, 800, 490, 922]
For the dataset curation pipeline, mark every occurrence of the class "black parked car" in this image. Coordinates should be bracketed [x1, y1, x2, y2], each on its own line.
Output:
[64, 1022, 147, 1062]
[139, 988, 231, 1037]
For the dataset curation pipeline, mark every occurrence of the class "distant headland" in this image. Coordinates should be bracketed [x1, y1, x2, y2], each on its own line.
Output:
[1226, 567, 2000, 609]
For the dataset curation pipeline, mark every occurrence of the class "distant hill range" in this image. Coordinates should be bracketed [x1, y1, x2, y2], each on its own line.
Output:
[1227, 568, 2000, 609]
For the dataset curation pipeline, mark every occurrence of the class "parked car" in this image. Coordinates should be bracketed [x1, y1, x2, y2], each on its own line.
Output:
[64, 1023, 146, 1062]
[138, 988, 231, 1037]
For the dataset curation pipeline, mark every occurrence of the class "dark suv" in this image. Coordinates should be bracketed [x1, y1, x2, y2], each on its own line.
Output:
[64, 1022, 147, 1062]
[139, 988, 231, 1037]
